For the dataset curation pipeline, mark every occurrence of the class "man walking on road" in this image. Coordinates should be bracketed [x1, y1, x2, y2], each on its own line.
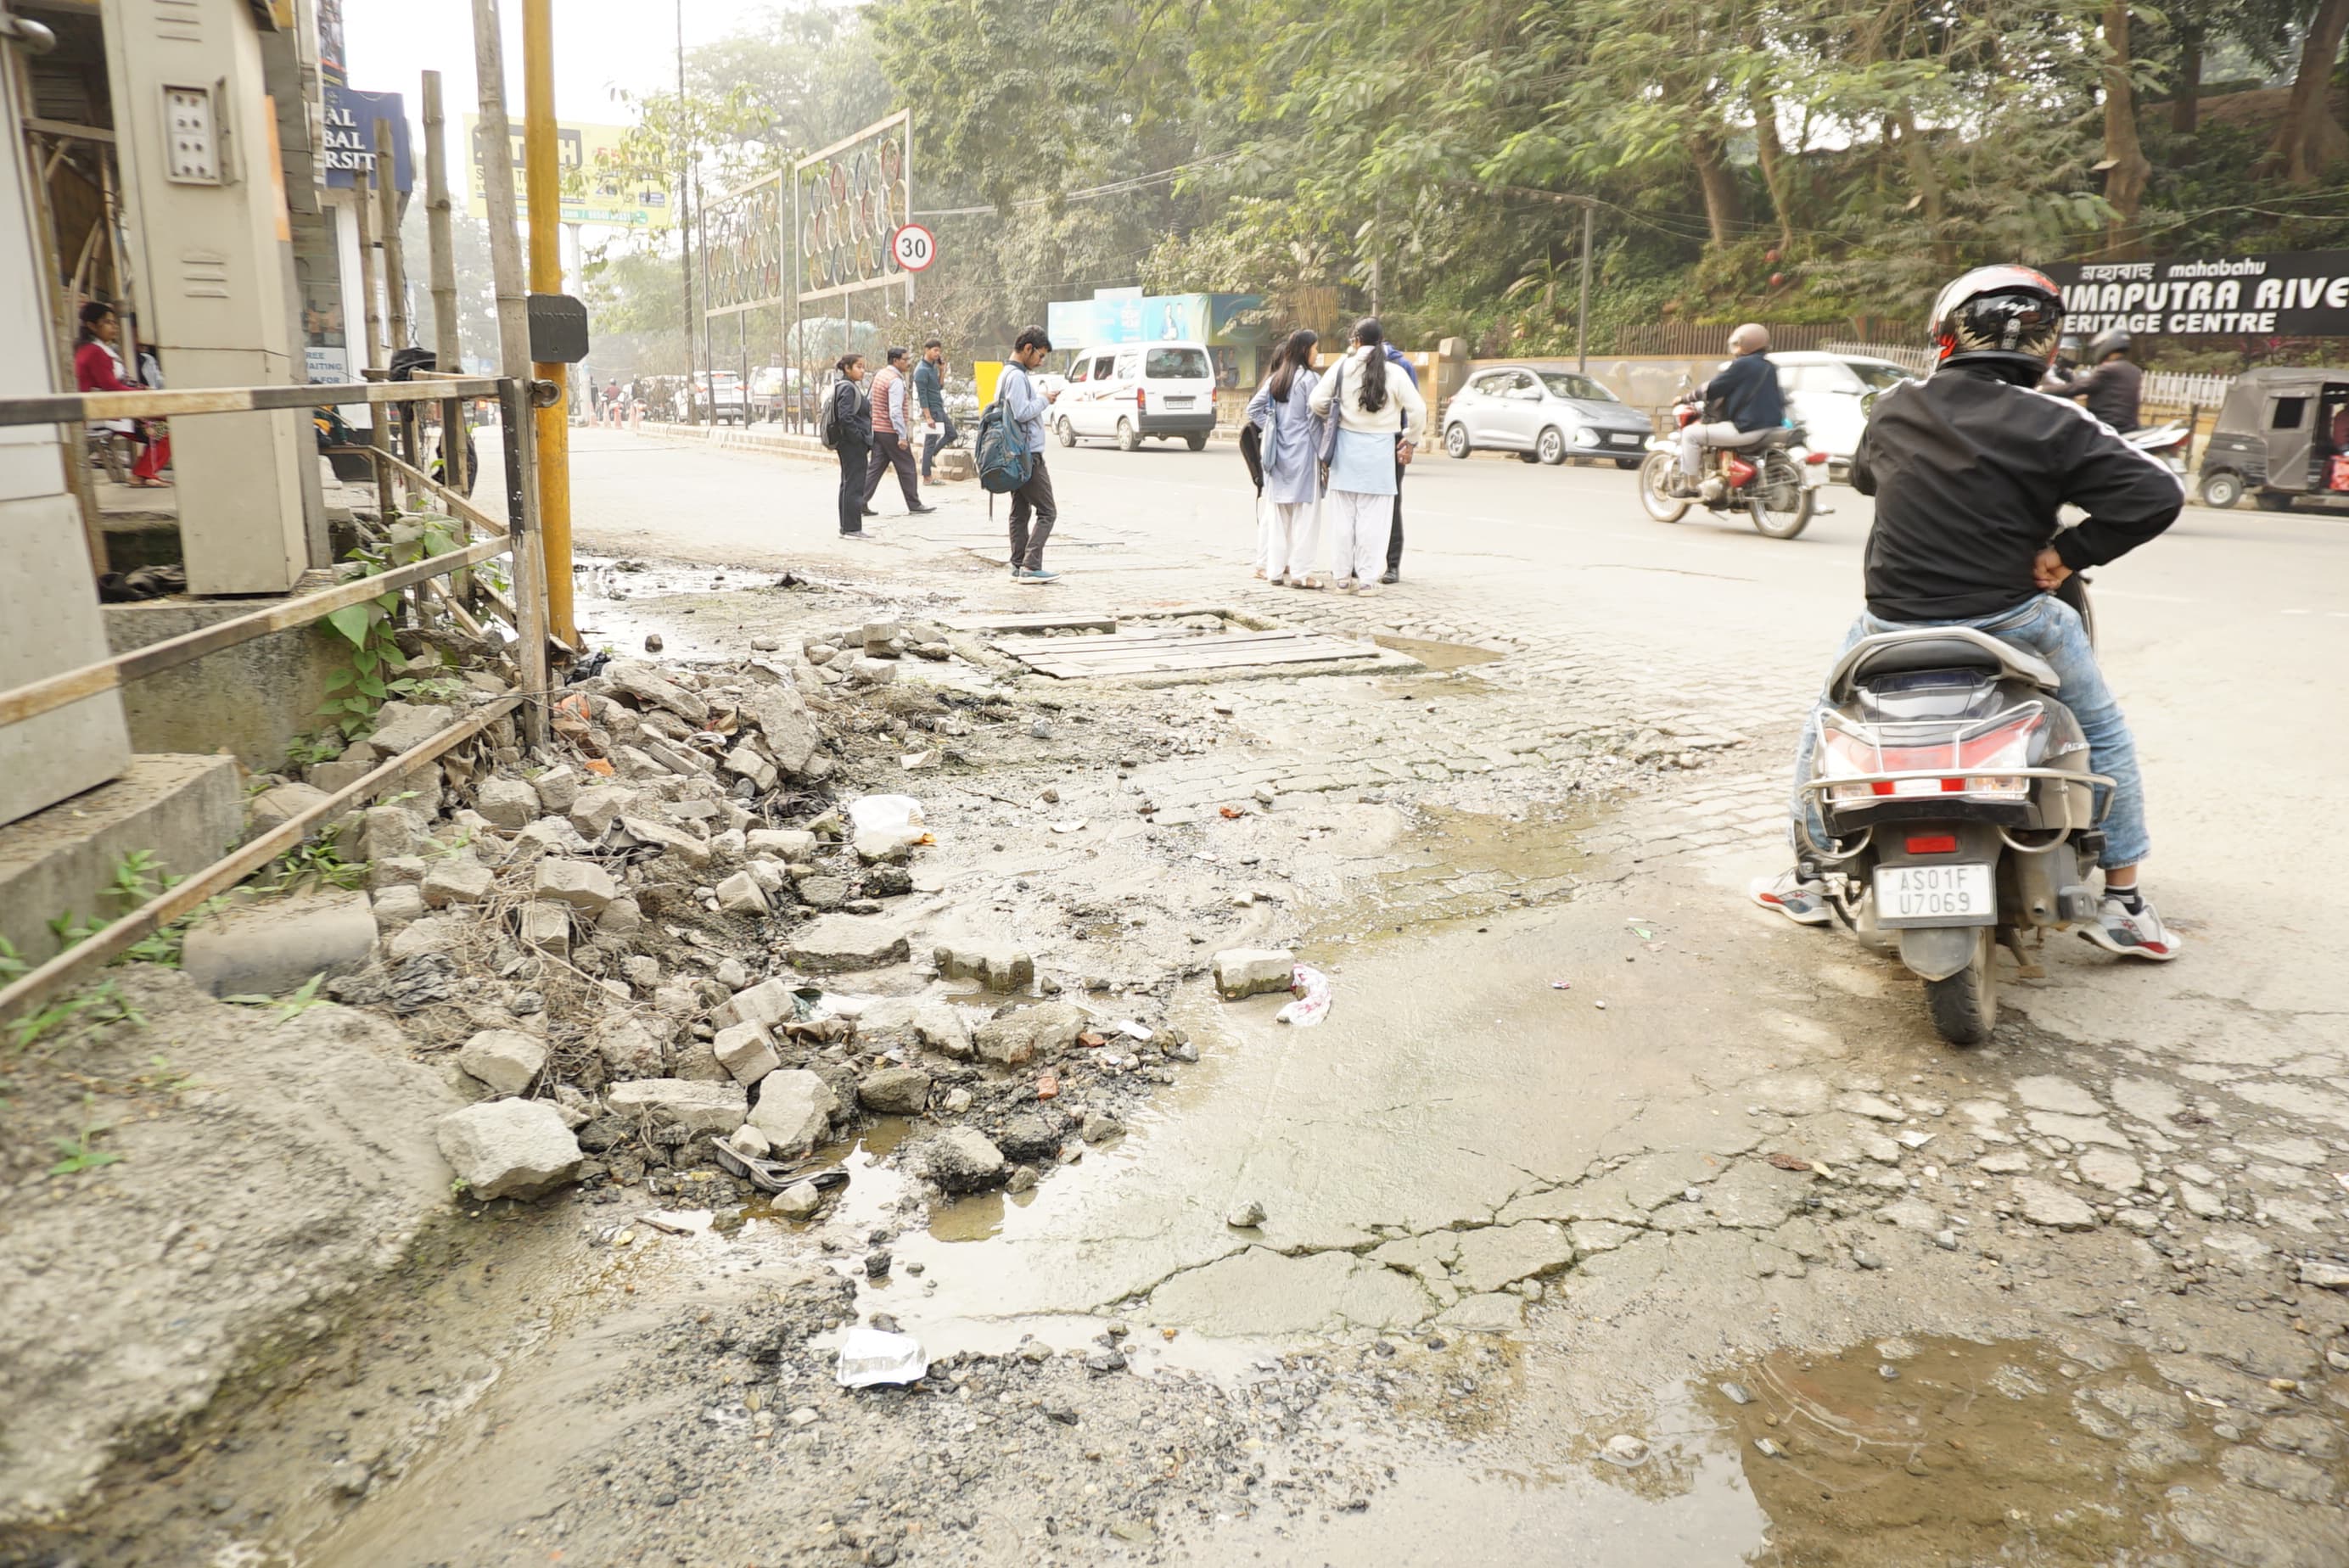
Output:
[915, 338, 956, 483]
[863, 346, 934, 516]
[1379, 339, 1418, 584]
[997, 326, 1062, 582]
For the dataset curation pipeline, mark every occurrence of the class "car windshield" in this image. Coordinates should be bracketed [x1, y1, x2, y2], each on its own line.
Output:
[1146, 347, 1211, 379]
[1538, 372, 1617, 402]
[1846, 361, 1915, 392]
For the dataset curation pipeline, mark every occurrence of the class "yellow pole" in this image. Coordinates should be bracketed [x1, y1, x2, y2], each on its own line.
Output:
[522, 0, 575, 645]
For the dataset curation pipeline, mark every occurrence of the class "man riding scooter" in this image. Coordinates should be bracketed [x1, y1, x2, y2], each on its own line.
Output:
[2053, 328, 2144, 433]
[1673, 322, 1784, 499]
[1751, 265, 2187, 960]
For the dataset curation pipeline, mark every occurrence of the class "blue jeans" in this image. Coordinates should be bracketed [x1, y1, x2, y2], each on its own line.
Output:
[1787, 595, 2150, 871]
[921, 413, 958, 478]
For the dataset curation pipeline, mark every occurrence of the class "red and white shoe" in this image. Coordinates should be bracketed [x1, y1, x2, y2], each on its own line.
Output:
[1749, 870, 1831, 927]
[2080, 893, 2182, 961]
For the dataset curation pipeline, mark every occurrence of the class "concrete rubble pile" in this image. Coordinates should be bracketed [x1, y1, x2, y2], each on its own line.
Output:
[256, 639, 1196, 1216]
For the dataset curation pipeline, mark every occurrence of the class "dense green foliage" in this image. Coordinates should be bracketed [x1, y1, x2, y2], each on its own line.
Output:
[582, 0, 2349, 369]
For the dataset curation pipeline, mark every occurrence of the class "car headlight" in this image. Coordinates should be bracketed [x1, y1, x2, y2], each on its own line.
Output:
[1573, 426, 1599, 446]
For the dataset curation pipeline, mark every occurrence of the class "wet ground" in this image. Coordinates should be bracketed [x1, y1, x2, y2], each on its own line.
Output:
[16, 428, 2349, 1566]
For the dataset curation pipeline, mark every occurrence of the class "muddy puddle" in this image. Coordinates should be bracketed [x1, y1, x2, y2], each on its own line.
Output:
[1323, 800, 1595, 938]
[1370, 632, 1506, 671]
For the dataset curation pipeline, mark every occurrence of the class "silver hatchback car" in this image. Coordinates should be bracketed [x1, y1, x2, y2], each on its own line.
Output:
[1443, 366, 1653, 468]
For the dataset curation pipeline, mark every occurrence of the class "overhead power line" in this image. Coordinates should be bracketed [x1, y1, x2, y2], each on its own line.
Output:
[911, 154, 1240, 219]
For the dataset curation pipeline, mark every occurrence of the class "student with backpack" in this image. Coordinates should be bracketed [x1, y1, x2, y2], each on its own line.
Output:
[821, 354, 874, 539]
[1245, 328, 1325, 588]
[1309, 318, 1423, 596]
[987, 326, 1062, 582]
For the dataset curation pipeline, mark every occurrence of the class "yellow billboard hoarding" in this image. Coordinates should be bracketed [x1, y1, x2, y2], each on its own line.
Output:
[464, 115, 670, 227]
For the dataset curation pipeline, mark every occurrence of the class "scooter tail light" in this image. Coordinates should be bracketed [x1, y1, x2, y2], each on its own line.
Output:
[1906, 833, 1959, 854]
[1804, 451, 1828, 463]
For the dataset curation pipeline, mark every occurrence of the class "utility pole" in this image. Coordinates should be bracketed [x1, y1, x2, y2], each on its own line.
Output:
[422, 70, 466, 490]
[675, 0, 694, 411]
[1578, 203, 1593, 375]
[523, 0, 575, 645]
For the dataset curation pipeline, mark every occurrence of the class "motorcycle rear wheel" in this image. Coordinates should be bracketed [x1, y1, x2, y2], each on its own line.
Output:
[1638, 451, 1690, 522]
[1924, 927, 1998, 1045]
[1749, 452, 1812, 539]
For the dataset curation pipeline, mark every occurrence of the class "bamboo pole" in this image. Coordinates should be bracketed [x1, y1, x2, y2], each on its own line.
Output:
[374, 116, 410, 356]
[422, 71, 468, 493]
[522, 0, 575, 645]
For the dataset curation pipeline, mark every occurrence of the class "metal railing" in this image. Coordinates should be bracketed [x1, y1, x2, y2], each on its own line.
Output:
[0, 373, 559, 1022]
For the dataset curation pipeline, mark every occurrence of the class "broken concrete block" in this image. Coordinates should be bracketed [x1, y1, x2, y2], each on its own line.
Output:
[181, 888, 379, 998]
[354, 804, 418, 861]
[849, 656, 897, 686]
[533, 764, 583, 815]
[973, 1001, 1089, 1067]
[533, 857, 616, 912]
[922, 1128, 1006, 1192]
[933, 944, 1035, 992]
[859, 998, 973, 1059]
[605, 661, 711, 725]
[476, 778, 539, 831]
[710, 977, 799, 1033]
[775, 1180, 826, 1219]
[743, 684, 821, 776]
[435, 1100, 582, 1200]
[715, 870, 769, 915]
[713, 1021, 781, 1085]
[606, 1078, 748, 1135]
[248, 781, 334, 832]
[518, 902, 571, 958]
[852, 827, 926, 865]
[422, 859, 495, 908]
[724, 743, 778, 792]
[597, 897, 644, 938]
[371, 884, 426, 932]
[796, 874, 849, 910]
[368, 700, 456, 756]
[389, 915, 466, 961]
[857, 1067, 932, 1115]
[748, 1069, 838, 1155]
[591, 1015, 668, 1078]
[368, 854, 427, 891]
[785, 916, 911, 974]
[861, 619, 902, 652]
[569, 784, 633, 838]
[619, 816, 712, 868]
[457, 1029, 547, 1095]
[746, 827, 816, 860]
[671, 1036, 732, 1083]
[1214, 948, 1295, 1000]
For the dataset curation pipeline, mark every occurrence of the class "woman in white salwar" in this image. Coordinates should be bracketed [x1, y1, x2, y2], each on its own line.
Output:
[1309, 318, 1423, 595]
[1244, 328, 1325, 587]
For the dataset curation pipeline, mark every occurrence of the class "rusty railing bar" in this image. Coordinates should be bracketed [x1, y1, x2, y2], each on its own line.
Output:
[0, 377, 505, 426]
[0, 532, 512, 731]
[0, 697, 522, 1025]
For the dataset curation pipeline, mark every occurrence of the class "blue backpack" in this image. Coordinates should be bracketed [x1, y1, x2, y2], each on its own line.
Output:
[973, 374, 1036, 496]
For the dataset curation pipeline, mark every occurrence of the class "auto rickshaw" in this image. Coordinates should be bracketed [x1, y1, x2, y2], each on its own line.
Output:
[2197, 367, 2349, 512]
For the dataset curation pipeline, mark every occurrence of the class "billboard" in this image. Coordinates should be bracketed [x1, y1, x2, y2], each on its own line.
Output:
[463, 116, 670, 227]
[322, 86, 411, 192]
[1046, 292, 1266, 347]
[2045, 250, 2349, 339]
[795, 110, 911, 304]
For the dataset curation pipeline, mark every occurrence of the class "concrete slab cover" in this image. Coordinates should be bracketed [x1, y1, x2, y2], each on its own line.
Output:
[180, 888, 378, 998]
[0, 754, 243, 964]
[103, 602, 341, 771]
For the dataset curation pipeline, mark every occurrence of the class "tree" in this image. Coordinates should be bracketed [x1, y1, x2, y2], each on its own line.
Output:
[2100, 3, 2153, 255]
[2268, 0, 2349, 182]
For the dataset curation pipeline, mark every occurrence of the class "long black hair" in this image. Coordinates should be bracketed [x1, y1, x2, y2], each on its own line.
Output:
[1267, 328, 1318, 400]
[1353, 317, 1389, 414]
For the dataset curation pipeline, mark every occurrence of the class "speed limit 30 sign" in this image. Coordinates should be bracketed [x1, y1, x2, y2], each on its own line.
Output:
[891, 224, 936, 272]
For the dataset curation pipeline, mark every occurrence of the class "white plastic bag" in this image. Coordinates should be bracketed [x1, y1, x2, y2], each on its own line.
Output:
[847, 795, 926, 835]
[1275, 964, 1331, 1028]
[835, 1326, 928, 1388]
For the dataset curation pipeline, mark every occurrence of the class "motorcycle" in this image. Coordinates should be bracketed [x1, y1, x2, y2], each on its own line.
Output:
[1795, 579, 2109, 1045]
[1639, 394, 1829, 539]
[2122, 420, 2191, 477]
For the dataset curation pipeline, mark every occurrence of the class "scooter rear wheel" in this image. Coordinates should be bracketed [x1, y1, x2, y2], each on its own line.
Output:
[1924, 927, 1998, 1045]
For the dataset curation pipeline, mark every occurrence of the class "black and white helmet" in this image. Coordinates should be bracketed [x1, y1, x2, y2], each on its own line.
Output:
[1930, 265, 2066, 384]
[2086, 328, 2132, 361]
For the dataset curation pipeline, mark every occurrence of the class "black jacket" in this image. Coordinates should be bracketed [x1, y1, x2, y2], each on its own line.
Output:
[1851, 366, 2184, 622]
[2055, 358, 2143, 432]
[829, 378, 872, 449]
[1700, 351, 1786, 430]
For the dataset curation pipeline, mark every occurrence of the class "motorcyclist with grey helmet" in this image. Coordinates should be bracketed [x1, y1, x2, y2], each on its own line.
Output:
[1750, 265, 2187, 962]
[2053, 328, 2144, 432]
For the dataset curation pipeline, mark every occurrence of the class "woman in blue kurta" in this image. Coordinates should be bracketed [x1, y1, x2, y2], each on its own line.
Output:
[1244, 328, 1325, 587]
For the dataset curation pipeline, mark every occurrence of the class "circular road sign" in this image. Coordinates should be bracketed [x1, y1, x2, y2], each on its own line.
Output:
[891, 223, 937, 272]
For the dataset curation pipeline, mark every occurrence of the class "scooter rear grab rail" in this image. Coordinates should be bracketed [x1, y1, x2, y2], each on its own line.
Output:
[1797, 765, 2116, 803]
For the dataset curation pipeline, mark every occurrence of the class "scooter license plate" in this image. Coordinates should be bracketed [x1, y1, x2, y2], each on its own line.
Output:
[1875, 862, 1996, 927]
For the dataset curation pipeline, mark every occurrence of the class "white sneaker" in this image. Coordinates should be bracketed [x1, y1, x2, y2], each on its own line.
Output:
[1749, 869, 1831, 927]
[2080, 893, 2182, 961]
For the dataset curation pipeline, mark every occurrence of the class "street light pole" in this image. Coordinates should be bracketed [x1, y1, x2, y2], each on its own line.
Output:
[522, 0, 574, 645]
[676, 0, 694, 413]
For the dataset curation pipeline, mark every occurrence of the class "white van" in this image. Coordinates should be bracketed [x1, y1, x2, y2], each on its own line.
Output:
[1051, 341, 1217, 451]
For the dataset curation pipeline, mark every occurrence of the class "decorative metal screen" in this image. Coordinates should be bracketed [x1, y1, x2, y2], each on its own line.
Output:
[794, 110, 911, 305]
[701, 172, 785, 316]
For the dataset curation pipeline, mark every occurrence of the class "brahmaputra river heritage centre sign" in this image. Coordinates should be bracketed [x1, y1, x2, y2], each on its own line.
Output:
[2045, 250, 2349, 339]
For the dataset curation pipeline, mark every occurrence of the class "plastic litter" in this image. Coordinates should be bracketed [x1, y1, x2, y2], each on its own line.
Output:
[847, 795, 927, 835]
[1050, 820, 1087, 834]
[1275, 964, 1331, 1028]
[1114, 1019, 1154, 1041]
[1549, 979, 1572, 990]
[835, 1327, 928, 1388]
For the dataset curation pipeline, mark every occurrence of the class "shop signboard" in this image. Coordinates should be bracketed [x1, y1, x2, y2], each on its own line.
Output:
[2045, 250, 2349, 339]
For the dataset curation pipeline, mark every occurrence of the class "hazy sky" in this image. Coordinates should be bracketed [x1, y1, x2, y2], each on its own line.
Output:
[342, 0, 778, 134]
